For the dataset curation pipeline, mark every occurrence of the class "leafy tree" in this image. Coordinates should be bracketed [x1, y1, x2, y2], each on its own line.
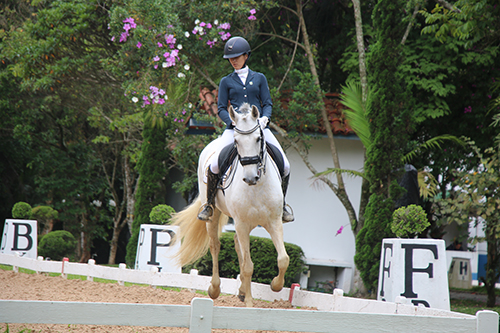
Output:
[354, 0, 413, 293]
[125, 120, 169, 267]
[437, 137, 500, 307]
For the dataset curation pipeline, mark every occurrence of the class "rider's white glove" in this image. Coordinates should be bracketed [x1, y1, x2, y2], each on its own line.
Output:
[258, 116, 269, 130]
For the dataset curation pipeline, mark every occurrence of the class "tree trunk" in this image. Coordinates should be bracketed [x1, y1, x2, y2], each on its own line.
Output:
[351, 0, 368, 102]
[108, 221, 125, 264]
[295, 0, 358, 226]
[124, 154, 136, 235]
[79, 210, 92, 263]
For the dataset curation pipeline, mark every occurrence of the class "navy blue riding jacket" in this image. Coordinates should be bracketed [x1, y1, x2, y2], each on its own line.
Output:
[217, 69, 273, 129]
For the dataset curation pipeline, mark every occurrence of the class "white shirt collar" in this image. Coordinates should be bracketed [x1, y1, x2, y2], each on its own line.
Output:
[235, 66, 249, 84]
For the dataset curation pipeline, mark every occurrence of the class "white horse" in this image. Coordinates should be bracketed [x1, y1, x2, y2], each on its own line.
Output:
[171, 103, 289, 307]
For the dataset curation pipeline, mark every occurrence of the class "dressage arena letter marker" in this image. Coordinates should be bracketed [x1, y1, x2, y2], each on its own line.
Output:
[400, 243, 438, 299]
[147, 228, 175, 269]
[0, 219, 38, 259]
[377, 238, 450, 311]
[134, 224, 181, 273]
[379, 243, 393, 299]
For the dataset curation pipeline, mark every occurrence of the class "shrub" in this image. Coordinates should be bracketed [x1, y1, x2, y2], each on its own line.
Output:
[184, 232, 305, 287]
[30, 206, 59, 221]
[391, 204, 430, 238]
[12, 202, 32, 219]
[38, 230, 77, 261]
[149, 204, 176, 225]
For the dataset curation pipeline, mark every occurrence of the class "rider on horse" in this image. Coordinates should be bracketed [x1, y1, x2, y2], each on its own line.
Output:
[197, 36, 294, 223]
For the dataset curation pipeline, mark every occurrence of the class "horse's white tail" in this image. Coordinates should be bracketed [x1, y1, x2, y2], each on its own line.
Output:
[171, 195, 229, 266]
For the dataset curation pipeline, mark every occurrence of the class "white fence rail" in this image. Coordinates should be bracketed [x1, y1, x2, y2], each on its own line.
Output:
[1, 253, 498, 332]
[1, 298, 498, 333]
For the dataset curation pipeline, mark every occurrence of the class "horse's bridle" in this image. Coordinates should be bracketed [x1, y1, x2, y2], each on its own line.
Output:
[234, 124, 266, 173]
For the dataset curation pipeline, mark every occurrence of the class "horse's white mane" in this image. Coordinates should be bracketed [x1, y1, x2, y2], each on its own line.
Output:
[238, 102, 252, 114]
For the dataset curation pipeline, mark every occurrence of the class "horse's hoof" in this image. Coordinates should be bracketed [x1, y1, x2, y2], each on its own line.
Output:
[270, 277, 283, 292]
[208, 285, 220, 299]
[238, 293, 245, 302]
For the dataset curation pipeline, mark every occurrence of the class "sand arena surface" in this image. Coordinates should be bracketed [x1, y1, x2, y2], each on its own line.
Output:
[0, 269, 311, 333]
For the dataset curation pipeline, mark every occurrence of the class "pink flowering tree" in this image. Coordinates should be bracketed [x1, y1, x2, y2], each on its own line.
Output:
[108, 1, 270, 139]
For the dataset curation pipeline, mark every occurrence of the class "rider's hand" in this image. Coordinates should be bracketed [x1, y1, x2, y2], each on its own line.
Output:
[258, 116, 269, 130]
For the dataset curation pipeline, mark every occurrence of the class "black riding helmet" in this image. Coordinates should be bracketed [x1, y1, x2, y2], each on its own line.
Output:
[223, 36, 251, 59]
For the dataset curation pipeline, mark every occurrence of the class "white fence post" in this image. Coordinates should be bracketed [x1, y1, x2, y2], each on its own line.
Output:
[87, 259, 95, 281]
[476, 310, 499, 333]
[189, 298, 214, 333]
[118, 263, 126, 285]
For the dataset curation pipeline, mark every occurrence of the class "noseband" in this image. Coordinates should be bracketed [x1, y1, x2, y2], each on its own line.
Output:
[234, 124, 266, 171]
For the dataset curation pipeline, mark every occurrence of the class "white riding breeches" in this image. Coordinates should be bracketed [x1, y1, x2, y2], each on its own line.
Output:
[208, 128, 290, 176]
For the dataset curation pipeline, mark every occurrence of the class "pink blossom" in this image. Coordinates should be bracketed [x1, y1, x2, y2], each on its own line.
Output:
[111, 36, 115, 41]
[248, 15, 256, 21]
[206, 23, 212, 29]
[200, 22, 206, 27]
[123, 17, 136, 28]
[218, 23, 231, 30]
[165, 34, 176, 45]
[123, 23, 131, 31]
[119, 31, 129, 42]
[136, 41, 142, 48]
[154, 64, 158, 69]
[221, 32, 231, 41]
[157, 42, 163, 47]
[157, 98, 165, 105]
[153, 56, 160, 62]
[163, 51, 170, 58]
[159, 89, 166, 96]
[335, 225, 344, 236]
[250, 8, 256, 15]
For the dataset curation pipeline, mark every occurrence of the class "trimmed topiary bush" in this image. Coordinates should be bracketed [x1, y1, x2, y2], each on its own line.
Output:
[31, 205, 59, 234]
[149, 204, 176, 225]
[38, 230, 77, 261]
[184, 232, 305, 287]
[391, 204, 430, 238]
[12, 202, 32, 219]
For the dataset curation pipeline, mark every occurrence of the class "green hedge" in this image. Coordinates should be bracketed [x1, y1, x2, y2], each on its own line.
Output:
[184, 232, 305, 287]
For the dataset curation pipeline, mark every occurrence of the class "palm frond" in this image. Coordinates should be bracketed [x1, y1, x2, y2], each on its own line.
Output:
[418, 170, 438, 200]
[312, 168, 367, 180]
[403, 134, 466, 164]
[339, 80, 372, 149]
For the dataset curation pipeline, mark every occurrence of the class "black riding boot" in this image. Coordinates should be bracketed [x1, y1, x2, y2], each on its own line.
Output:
[198, 168, 219, 221]
[282, 174, 294, 222]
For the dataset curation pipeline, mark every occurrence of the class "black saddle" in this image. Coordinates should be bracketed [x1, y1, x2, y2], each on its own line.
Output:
[218, 143, 285, 179]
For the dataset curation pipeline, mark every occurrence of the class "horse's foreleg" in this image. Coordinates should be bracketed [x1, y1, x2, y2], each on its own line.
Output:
[234, 227, 254, 307]
[207, 210, 221, 299]
[265, 221, 290, 292]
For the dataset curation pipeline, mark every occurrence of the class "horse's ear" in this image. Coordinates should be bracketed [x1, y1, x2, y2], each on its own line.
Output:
[229, 105, 236, 123]
[251, 105, 259, 119]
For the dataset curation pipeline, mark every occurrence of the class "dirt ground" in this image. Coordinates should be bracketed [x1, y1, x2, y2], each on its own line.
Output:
[0, 269, 308, 333]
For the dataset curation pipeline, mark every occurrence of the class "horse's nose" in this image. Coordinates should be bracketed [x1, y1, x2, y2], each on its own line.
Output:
[243, 176, 259, 185]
